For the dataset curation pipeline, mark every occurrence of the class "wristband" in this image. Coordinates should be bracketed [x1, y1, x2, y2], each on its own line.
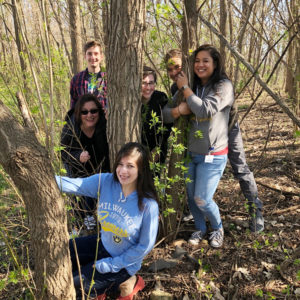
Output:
[181, 85, 189, 91]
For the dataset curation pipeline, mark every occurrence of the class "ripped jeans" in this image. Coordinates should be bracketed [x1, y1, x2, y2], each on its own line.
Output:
[186, 152, 227, 233]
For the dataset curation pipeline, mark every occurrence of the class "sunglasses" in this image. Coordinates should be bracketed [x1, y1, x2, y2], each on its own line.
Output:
[81, 109, 99, 115]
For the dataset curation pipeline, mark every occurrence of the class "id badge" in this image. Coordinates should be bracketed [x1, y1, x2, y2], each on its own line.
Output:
[205, 155, 214, 163]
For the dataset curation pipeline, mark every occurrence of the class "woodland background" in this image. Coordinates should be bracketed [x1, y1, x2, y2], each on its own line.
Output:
[0, 0, 299, 299]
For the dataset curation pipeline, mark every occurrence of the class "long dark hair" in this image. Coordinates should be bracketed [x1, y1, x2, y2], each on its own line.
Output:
[113, 142, 158, 210]
[74, 94, 104, 125]
[192, 44, 229, 91]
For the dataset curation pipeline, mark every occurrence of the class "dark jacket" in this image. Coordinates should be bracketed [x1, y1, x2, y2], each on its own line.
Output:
[142, 90, 172, 163]
[60, 109, 110, 177]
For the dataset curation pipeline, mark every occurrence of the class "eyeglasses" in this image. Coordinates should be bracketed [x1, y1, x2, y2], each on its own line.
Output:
[81, 109, 99, 115]
[142, 81, 155, 87]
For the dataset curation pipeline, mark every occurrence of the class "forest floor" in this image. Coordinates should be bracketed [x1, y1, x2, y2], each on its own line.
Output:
[0, 93, 299, 300]
[135, 94, 300, 300]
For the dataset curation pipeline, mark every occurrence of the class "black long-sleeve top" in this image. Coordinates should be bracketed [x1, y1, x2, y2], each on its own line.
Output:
[60, 109, 110, 177]
[141, 90, 172, 163]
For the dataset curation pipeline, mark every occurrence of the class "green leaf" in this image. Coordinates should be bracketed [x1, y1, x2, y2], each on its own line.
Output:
[294, 130, 300, 138]
[194, 130, 203, 139]
[54, 145, 65, 152]
[0, 279, 6, 290]
[297, 270, 300, 281]
[255, 289, 263, 297]
[294, 259, 300, 265]
[60, 168, 67, 175]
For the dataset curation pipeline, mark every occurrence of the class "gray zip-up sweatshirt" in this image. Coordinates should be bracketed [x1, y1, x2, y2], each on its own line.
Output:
[163, 79, 234, 154]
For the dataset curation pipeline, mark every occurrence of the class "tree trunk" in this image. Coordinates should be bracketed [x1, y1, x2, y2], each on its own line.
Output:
[16, 91, 37, 131]
[181, 0, 199, 56]
[104, 0, 145, 164]
[219, 0, 227, 60]
[49, 0, 73, 76]
[285, 0, 298, 107]
[289, 0, 300, 120]
[11, 0, 32, 103]
[11, 0, 50, 151]
[41, 0, 55, 161]
[233, 0, 256, 88]
[86, 0, 102, 43]
[247, 4, 257, 64]
[12, 0, 27, 77]
[68, 0, 83, 74]
[227, 0, 234, 77]
[0, 101, 75, 299]
[162, 0, 200, 240]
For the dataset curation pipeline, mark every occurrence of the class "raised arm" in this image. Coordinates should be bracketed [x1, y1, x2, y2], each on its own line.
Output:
[55, 174, 101, 199]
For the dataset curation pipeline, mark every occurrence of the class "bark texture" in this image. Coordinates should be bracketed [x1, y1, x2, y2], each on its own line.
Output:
[68, 0, 83, 74]
[104, 0, 145, 163]
[0, 101, 75, 300]
[162, 0, 200, 240]
[219, 0, 227, 59]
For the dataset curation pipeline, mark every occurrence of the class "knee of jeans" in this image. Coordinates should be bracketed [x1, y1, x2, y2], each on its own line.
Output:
[194, 196, 206, 208]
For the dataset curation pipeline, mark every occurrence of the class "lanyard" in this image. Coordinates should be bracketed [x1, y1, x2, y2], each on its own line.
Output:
[196, 86, 205, 98]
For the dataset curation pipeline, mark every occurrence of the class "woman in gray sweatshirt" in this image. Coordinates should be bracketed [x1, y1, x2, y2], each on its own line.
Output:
[163, 44, 234, 248]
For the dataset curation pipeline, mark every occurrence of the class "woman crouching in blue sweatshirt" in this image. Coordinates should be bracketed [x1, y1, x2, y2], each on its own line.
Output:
[56, 142, 159, 300]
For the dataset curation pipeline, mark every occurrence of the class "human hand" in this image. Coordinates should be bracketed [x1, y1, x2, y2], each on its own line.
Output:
[80, 151, 90, 163]
[178, 102, 192, 115]
[95, 258, 112, 273]
[175, 71, 188, 90]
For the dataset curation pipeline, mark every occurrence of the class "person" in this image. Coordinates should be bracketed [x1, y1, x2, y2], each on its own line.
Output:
[141, 66, 172, 164]
[163, 44, 234, 248]
[164, 48, 264, 233]
[70, 40, 107, 110]
[60, 94, 110, 229]
[56, 142, 159, 299]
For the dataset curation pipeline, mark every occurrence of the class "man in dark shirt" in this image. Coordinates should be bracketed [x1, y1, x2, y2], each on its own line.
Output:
[70, 41, 107, 110]
[141, 66, 172, 164]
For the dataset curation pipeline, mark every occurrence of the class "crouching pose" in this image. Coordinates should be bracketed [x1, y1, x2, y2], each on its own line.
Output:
[56, 142, 159, 299]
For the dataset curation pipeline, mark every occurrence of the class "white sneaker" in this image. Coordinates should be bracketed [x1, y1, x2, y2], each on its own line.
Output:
[188, 230, 204, 245]
[83, 215, 96, 230]
[209, 227, 224, 248]
[183, 213, 194, 222]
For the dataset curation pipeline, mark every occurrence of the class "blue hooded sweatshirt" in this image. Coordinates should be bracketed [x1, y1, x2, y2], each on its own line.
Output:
[56, 173, 159, 275]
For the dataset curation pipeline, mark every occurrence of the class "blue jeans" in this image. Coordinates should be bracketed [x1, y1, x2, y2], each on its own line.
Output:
[70, 235, 131, 297]
[186, 152, 227, 233]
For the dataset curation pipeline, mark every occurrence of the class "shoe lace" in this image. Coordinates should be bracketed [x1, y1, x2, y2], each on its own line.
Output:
[209, 229, 223, 242]
[191, 231, 203, 240]
[84, 216, 96, 229]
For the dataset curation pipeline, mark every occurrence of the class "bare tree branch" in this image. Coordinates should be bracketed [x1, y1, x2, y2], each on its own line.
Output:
[240, 32, 297, 124]
[198, 13, 300, 128]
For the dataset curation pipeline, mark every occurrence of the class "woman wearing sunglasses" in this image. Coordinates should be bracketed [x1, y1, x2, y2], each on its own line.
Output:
[60, 94, 110, 229]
